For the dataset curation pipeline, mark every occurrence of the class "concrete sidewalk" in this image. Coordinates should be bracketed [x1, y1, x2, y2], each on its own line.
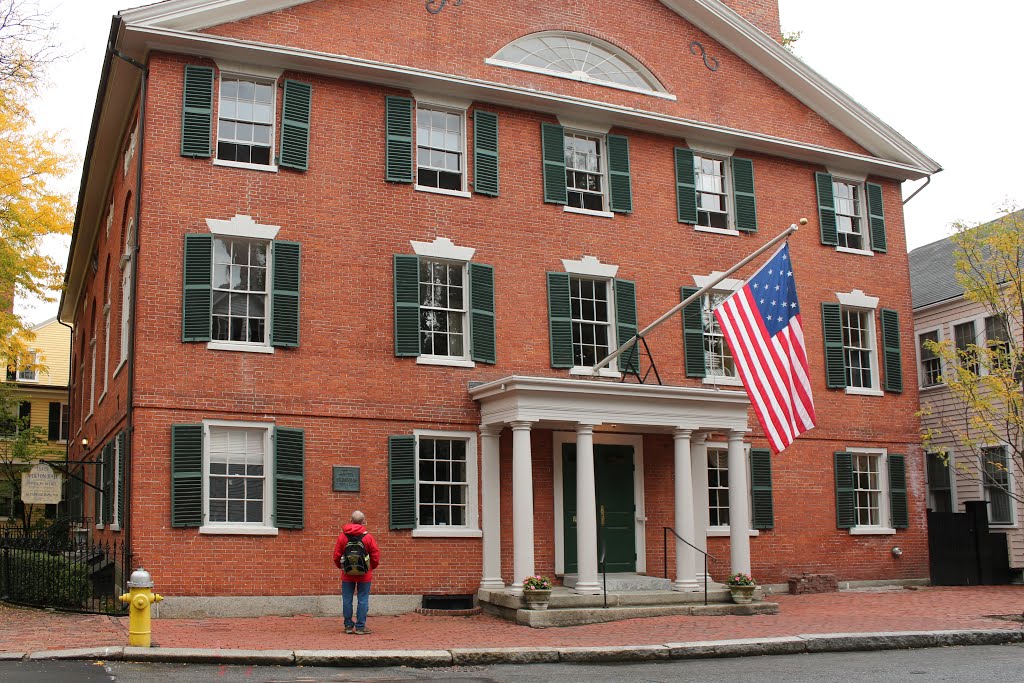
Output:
[1, 586, 1022, 666]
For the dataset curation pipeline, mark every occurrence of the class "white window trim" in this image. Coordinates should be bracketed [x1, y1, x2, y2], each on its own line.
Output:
[109, 437, 121, 532]
[56, 403, 69, 444]
[831, 176, 870, 255]
[215, 70, 279, 171]
[206, 214, 281, 240]
[847, 447, 896, 535]
[411, 237, 475, 262]
[563, 128, 611, 215]
[916, 325, 945, 390]
[100, 302, 111, 404]
[694, 225, 740, 237]
[704, 442, 759, 536]
[562, 255, 618, 278]
[836, 290, 882, 396]
[15, 350, 38, 382]
[199, 419, 278, 535]
[410, 429, 480, 537]
[409, 237, 476, 367]
[981, 442, 1017, 528]
[692, 152, 735, 232]
[949, 313, 987, 376]
[693, 274, 744, 386]
[564, 205, 614, 219]
[88, 338, 97, 420]
[924, 449, 956, 514]
[414, 101, 468, 196]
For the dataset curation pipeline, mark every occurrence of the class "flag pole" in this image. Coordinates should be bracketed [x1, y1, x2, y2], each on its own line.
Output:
[592, 219, 807, 373]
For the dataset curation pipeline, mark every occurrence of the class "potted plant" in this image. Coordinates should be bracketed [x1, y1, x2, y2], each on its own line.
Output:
[726, 572, 757, 604]
[521, 575, 553, 610]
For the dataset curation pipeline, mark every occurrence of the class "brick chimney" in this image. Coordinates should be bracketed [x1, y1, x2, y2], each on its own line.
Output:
[719, 0, 782, 42]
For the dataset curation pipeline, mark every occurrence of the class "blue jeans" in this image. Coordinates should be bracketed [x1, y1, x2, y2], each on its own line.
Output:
[342, 581, 371, 629]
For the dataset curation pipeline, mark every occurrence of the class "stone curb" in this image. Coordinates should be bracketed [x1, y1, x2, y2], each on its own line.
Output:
[293, 649, 453, 667]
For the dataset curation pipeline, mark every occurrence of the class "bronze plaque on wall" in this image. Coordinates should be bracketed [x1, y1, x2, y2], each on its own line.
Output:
[332, 466, 360, 492]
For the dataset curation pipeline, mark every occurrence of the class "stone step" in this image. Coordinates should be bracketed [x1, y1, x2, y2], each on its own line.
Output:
[512, 601, 779, 628]
[562, 573, 673, 592]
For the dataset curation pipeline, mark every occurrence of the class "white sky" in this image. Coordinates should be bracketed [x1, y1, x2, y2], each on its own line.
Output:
[19, 0, 1024, 323]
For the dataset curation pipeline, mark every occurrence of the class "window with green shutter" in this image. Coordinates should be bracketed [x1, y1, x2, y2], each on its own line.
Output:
[880, 308, 902, 393]
[385, 96, 414, 183]
[750, 448, 774, 530]
[615, 279, 638, 373]
[271, 241, 301, 348]
[274, 426, 305, 529]
[888, 453, 908, 529]
[681, 286, 706, 378]
[815, 172, 838, 246]
[389, 435, 416, 529]
[473, 110, 499, 196]
[182, 234, 213, 342]
[469, 263, 496, 364]
[731, 157, 757, 232]
[866, 182, 887, 253]
[171, 424, 203, 528]
[279, 79, 312, 171]
[834, 451, 855, 529]
[181, 65, 214, 158]
[393, 254, 421, 356]
[674, 148, 697, 224]
[541, 123, 567, 204]
[821, 302, 847, 389]
[606, 134, 632, 214]
[547, 272, 574, 368]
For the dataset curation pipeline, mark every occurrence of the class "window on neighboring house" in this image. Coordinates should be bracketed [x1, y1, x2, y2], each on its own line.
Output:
[702, 292, 736, 380]
[985, 315, 1011, 369]
[0, 401, 30, 437]
[708, 449, 730, 527]
[0, 490, 12, 518]
[419, 258, 467, 358]
[212, 237, 269, 344]
[926, 451, 953, 513]
[833, 179, 865, 251]
[48, 402, 69, 442]
[570, 276, 612, 367]
[207, 425, 269, 526]
[954, 321, 978, 374]
[14, 350, 37, 382]
[416, 106, 464, 192]
[417, 436, 469, 527]
[564, 132, 606, 212]
[852, 452, 882, 526]
[216, 75, 275, 166]
[695, 155, 729, 230]
[983, 445, 1013, 525]
[842, 308, 874, 389]
[919, 330, 942, 387]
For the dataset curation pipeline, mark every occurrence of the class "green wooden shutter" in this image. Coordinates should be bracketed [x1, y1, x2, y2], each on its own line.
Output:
[674, 148, 697, 224]
[750, 448, 774, 530]
[541, 123, 567, 204]
[821, 302, 847, 388]
[469, 262, 496, 364]
[182, 234, 212, 342]
[103, 442, 114, 526]
[888, 453, 908, 529]
[394, 254, 420, 357]
[732, 157, 758, 232]
[607, 134, 633, 214]
[271, 240, 301, 348]
[880, 308, 903, 393]
[48, 402, 60, 441]
[389, 435, 416, 529]
[279, 79, 312, 171]
[547, 272, 573, 368]
[681, 286, 706, 378]
[385, 96, 414, 183]
[117, 430, 127, 528]
[93, 450, 101, 525]
[473, 110, 499, 196]
[615, 279, 639, 373]
[181, 65, 214, 158]
[834, 451, 855, 529]
[274, 426, 305, 529]
[171, 424, 203, 527]
[816, 172, 838, 246]
[866, 182, 887, 253]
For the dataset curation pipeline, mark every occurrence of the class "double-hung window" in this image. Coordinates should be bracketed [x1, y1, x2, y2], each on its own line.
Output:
[212, 237, 269, 345]
[416, 105, 465, 193]
[419, 258, 467, 358]
[985, 315, 1011, 370]
[418, 436, 469, 527]
[842, 308, 874, 389]
[217, 75, 275, 167]
[953, 320, 978, 374]
[704, 444, 774, 533]
[695, 155, 729, 230]
[816, 172, 886, 253]
[835, 449, 907, 533]
[919, 330, 942, 387]
[702, 292, 736, 380]
[822, 290, 901, 396]
[833, 179, 865, 251]
[15, 351, 37, 382]
[708, 449, 730, 527]
[983, 445, 1013, 525]
[852, 452, 882, 526]
[564, 132, 606, 212]
[925, 451, 953, 513]
[208, 425, 269, 527]
[569, 276, 611, 367]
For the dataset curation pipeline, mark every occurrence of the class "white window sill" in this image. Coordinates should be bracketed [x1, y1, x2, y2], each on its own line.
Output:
[848, 527, 897, 535]
[570, 366, 621, 378]
[706, 527, 760, 537]
[213, 158, 279, 173]
[836, 246, 873, 257]
[415, 184, 471, 198]
[989, 523, 1018, 530]
[110, 524, 121, 532]
[694, 225, 739, 237]
[564, 205, 614, 219]
[199, 525, 280, 536]
[703, 375, 742, 387]
[114, 359, 127, 378]
[416, 356, 476, 368]
[95, 523, 104, 530]
[411, 527, 482, 538]
[845, 387, 884, 397]
[920, 382, 944, 392]
[207, 341, 275, 354]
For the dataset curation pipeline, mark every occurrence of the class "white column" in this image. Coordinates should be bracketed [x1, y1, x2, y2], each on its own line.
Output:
[479, 425, 504, 590]
[509, 421, 535, 594]
[673, 429, 700, 591]
[727, 430, 752, 575]
[574, 423, 601, 594]
[691, 433, 711, 584]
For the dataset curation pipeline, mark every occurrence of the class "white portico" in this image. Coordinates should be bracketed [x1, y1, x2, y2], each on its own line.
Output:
[469, 376, 753, 595]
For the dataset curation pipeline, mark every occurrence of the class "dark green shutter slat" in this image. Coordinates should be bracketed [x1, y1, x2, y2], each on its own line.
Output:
[674, 148, 697, 224]
[48, 402, 60, 441]
[117, 430, 127, 528]
[750, 448, 774, 530]
[271, 240, 301, 348]
[615, 279, 639, 373]
[881, 308, 903, 393]
[816, 172, 837, 246]
[171, 424, 203, 527]
[279, 79, 312, 171]
[889, 453, 908, 529]
[394, 255, 420, 357]
[181, 65, 214, 158]
[821, 302, 846, 388]
[274, 427, 305, 529]
[182, 234, 212, 342]
[385, 96, 413, 183]
[607, 134, 633, 214]
[103, 443, 114, 525]
[541, 123, 567, 204]
[866, 182, 887, 253]
[834, 451, 855, 529]
[732, 157, 758, 232]
[547, 272, 573, 368]
[389, 435, 416, 529]
[473, 110, 499, 196]
[681, 286, 706, 378]
[469, 262, 496, 364]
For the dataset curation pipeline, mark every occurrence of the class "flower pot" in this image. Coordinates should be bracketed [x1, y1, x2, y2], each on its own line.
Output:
[523, 589, 551, 610]
[729, 585, 756, 604]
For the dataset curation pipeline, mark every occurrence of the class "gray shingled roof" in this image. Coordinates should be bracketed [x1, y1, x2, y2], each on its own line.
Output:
[909, 235, 962, 309]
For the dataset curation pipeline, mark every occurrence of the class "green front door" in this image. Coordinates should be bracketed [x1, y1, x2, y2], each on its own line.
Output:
[562, 443, 637, 574]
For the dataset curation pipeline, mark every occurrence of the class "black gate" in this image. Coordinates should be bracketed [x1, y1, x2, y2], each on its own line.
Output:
[928, 501, 1011, 586]
[0, 518, 130, 614]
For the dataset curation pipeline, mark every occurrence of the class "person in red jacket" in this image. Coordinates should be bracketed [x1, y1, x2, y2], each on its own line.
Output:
[332, 510, 381, 634]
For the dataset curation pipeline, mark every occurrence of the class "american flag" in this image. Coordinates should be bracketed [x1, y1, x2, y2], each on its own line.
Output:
[713, 243, 816, 453]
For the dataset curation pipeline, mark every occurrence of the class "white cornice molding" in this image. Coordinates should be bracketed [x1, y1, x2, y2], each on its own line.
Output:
[214, 58, 283, 80]
[837, 289, 879, 309]
[120, 0, 315, 31]
[411, 237, 476, 261]
[206, 214, 281, 239]
[557, 116, 612, 135]
[685, 139, 736, 158]
[562, 255, 618, 278]
[410, 91, 472, 111]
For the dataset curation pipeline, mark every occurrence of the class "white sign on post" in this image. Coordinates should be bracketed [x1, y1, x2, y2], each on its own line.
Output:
[21, 463, 63, 505]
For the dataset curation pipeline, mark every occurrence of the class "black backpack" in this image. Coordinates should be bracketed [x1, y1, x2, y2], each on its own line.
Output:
[341, 532, 370, 576]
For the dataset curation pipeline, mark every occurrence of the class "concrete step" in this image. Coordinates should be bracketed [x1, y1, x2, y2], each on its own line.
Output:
[511, 601, 779, 628]
[563, 573, 672, 592]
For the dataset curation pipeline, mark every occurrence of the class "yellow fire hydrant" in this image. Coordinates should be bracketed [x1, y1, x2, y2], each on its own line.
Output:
[119, 568, 164, 647]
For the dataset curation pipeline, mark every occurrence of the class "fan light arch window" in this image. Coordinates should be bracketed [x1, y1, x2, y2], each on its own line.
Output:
[487, 32, 673, 100]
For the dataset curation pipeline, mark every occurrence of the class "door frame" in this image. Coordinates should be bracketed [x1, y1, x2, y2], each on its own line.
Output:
[552, 431, 646, 576]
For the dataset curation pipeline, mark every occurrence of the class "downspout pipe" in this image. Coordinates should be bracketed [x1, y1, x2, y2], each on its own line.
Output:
[903, 175, 931, 205]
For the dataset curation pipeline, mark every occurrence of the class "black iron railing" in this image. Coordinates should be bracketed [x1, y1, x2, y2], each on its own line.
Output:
[663, 526, 720, 605]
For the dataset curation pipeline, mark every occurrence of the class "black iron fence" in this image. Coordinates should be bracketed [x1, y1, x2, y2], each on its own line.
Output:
[0, 518, 130, 614]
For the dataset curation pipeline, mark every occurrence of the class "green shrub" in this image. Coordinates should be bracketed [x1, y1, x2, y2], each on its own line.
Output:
[0, 550, 90, 608]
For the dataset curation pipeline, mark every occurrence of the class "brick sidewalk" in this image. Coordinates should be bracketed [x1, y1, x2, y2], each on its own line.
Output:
[1, 586, 1022, 654]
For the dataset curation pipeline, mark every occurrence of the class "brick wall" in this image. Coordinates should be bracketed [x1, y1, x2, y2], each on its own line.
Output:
[721, 0, 782, 41]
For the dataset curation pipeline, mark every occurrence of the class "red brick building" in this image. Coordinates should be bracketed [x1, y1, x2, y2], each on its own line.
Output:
[59, 0, 940, 616]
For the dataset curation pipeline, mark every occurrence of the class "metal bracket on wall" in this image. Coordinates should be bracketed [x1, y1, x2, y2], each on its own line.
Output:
[426, 0, 463, 13]
[690, 41, 720, 72]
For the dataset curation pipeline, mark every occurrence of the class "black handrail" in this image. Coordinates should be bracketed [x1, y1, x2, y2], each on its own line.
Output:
[663, 526, 720, 606]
